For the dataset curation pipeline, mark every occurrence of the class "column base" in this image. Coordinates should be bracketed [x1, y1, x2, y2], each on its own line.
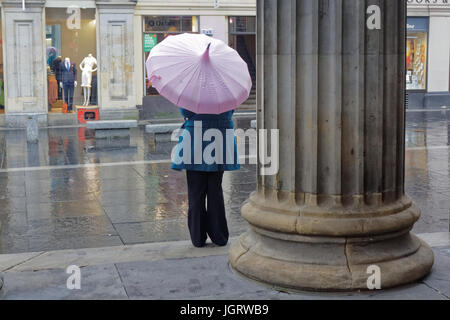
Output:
[229, 228, 434, 291]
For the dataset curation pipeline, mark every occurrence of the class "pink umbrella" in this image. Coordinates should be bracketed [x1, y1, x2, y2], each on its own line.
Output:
[146, 33, 252, 114]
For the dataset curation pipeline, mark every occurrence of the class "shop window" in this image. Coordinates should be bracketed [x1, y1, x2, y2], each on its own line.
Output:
[228, 16, 256, 100]
[406, 18, 428, 91]
[45, 8, 97, 113]
[143, 16, 199, 96]
[229, 16, 256, 34]
[0, 16, 4, 114]
[407, 32, 428, 90]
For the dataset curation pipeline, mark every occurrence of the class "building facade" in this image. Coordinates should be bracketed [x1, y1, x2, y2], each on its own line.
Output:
[0, 0, 256, 127]
[0, 0, 448, 127]
[407, 0, 450, 109]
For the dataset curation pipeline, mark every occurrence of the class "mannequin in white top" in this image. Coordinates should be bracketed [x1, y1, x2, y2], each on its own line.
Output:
[80, 54, 98, 106]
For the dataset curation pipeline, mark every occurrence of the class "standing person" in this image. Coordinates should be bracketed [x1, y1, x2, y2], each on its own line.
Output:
[172, 108, 240, 248]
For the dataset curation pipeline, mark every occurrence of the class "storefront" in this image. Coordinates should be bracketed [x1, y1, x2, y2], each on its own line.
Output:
[406, 17, 428, 91]
[143, 15, 199, 96]
[134, 0, 256, 119]
[0, 0, 256, 127]
[407, 1, 450, 109]
[0, 8, 3, 114]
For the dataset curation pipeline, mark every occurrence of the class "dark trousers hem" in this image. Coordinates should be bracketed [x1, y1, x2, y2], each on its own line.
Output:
[186, 170, 229, 247]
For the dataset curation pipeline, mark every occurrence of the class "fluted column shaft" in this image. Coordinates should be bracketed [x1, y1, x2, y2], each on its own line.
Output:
[230, 0, 433, 291]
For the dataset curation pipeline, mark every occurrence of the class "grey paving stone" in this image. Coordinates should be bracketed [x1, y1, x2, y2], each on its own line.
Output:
[103, 203, 186, 224]
[2, 264, 128, 300]
[115, 255, 271, 299]
[0, 111, 448, 256]
[27, 235, 123, 253]
[26, 216, 118, 238]
[0, 252, 44, 272]
[26, 191, 97, 204]
[145, 123, 183, 134]
[0, 235, 29, 254]
[27, 200, 105, 221]
[95, 129, 131, 139]
[0, 198, 27, 212]
[0, 185, 26, 200]
[114, 253, 448, 300]
[95, 190, 151, 206]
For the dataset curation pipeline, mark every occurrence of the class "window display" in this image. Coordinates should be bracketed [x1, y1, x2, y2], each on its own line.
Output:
[228, 16, 256, 106]
[228, 16, 256, 34]
[407, 33, 428, 90]
[406, 18, 428, 91]
[80, 54, 98, 106]
[143, 16, 199, 96]
[0, 18, 4, 114]
[45, 8, 97, 112]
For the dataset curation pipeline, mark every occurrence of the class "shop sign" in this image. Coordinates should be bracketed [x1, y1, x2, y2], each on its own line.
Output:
[146, 17, 179, 30]
[144, 34, 157, 52]
[202, 29, 214, 37]
[407, 0, 450, 5]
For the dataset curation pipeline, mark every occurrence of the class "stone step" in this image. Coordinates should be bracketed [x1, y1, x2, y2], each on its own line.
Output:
[86, 120, 138, 130]
[145, 123, 183, 134]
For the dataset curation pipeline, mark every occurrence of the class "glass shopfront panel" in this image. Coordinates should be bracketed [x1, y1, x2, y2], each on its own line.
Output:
[0, 13, 4, 114]
[143, 16, 199, 96]
[45, 8, 97, 113]
[407, 18, 429, 91]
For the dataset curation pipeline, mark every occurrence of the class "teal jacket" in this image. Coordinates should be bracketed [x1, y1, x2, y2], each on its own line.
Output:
[171, 108, 240, 172]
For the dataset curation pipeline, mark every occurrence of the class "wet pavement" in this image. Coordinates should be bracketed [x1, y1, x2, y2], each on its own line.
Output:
[0, 111, 449, 254]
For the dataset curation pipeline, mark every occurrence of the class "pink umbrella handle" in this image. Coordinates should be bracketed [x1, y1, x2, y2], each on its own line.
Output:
[202, 43, 212, 60]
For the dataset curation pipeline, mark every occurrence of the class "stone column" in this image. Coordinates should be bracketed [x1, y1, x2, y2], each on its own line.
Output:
[96, 0, 138, 120]
[229, 0, 434, 291]
[0, 222, 2, 296]
[1, 0, 47, 128]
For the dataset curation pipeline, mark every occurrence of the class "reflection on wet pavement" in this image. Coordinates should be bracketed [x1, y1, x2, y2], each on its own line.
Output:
[0, 111, 449, 253]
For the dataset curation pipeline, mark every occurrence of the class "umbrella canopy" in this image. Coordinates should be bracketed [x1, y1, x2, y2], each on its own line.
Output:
[146, 33, 252, 114]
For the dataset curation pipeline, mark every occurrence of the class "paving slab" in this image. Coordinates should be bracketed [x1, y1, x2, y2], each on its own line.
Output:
[417, 232, 450, 248]
[115, 255, 271, 299]
[1, 238, 235, 272]
[0, 251, 44, 272]
[0, 111, 448, 256]
[145, 123, 183, 134]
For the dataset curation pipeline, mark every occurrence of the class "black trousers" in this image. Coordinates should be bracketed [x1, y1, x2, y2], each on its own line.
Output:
[186, 170, 229, 247]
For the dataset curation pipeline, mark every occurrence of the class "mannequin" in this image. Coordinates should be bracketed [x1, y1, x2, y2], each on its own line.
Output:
[80, 54, 98, 106]
[60, 57, 77, 112]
